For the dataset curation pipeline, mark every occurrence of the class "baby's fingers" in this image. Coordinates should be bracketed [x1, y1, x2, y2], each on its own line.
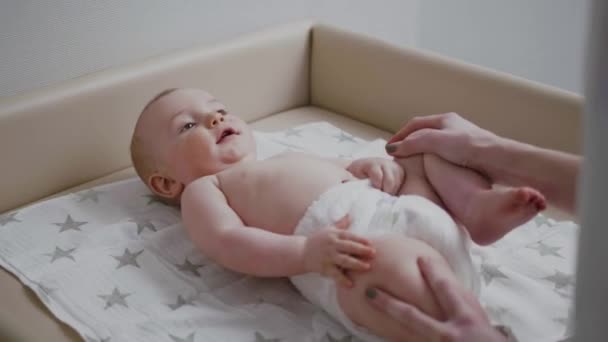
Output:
[338, 230, 371, 246]
[334, 253, 371, 271]
[336, 240, 375, 258]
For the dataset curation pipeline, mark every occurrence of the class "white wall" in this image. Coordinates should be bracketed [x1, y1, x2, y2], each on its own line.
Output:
[417, 0, 590, 93]
[0, 0, 591, 97]
[0, 0, 418, 97]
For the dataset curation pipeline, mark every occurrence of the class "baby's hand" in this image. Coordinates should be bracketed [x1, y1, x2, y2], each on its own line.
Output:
[347, 158, 405, 195]
[303, 216, 375, 288]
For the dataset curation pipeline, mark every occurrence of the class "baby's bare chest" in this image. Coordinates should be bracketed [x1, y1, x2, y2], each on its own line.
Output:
[219, 154, 352, 232]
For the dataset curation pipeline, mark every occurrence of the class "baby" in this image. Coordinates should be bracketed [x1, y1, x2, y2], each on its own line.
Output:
[130, 88, 546, 341]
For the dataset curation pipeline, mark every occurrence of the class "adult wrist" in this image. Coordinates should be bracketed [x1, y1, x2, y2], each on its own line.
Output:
[478, 135, 540, 187]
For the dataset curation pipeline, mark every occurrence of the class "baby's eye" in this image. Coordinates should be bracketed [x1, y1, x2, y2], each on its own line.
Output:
[218, 109, 227, 115]
[180, 122, 196, 133]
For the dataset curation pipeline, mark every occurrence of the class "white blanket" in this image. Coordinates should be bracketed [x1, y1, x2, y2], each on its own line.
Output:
[0, 122, 576, 342]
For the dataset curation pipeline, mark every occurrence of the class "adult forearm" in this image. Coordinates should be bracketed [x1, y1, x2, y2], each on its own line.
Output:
[215, 227, 308, 277]
[481, 137, 581, 214]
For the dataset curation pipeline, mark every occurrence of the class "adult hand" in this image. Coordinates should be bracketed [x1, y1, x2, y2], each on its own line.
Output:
[366, 257, 508, 342]
[385, 112, 499, 176]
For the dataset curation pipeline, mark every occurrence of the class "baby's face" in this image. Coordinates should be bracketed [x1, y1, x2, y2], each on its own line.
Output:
[140, 88, 256, 185]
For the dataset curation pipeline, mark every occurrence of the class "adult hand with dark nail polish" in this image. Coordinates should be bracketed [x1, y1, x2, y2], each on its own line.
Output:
[386, 112, 580, 213]
[366, 257, 509, 342]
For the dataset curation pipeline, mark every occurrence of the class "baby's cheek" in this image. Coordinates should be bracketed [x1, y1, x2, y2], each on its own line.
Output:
[184, 134, 213, 159]
[177, 134, 216, 174]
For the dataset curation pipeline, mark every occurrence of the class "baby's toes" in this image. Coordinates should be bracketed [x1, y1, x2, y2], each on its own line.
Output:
[517, 187, 546, 212]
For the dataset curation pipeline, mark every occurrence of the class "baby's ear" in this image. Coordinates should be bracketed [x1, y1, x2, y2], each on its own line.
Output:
[148, 173, 184, 201]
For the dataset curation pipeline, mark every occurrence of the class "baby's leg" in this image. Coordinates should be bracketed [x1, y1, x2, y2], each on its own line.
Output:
[421, 154, 546, 245]
[336, 234, 455, 341]
[394, 155, 443, 206]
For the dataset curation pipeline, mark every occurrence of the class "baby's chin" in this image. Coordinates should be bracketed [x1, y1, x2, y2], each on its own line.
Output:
[221, 149, 257, 165]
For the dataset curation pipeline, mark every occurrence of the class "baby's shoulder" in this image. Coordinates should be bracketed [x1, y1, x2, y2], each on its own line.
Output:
[180, 175, 228, 211]
[183, 175, 220, 197]
[193, 174, 219, 186]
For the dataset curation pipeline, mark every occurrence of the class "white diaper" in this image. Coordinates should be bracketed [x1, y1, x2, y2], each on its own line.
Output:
[289, 179, 480, 341]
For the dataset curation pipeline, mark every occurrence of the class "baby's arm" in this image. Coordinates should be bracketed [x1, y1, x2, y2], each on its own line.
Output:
[181, 178, 374, 284]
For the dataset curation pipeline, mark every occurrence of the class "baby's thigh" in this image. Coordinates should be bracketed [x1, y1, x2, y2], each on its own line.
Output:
[336, 234, 454, 341]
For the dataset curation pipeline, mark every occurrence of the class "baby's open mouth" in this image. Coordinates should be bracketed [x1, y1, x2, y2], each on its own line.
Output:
[216, 127, 239, 143]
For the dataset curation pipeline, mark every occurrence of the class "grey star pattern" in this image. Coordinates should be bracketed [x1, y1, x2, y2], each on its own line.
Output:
[84, 336, 111, 342]
[544, 270, 574, 290]
[176, 258, 204, 277]
[168, 294, 195, 310]
[534, 215, 553, 227]
[112, 248, 144, 269]
[53, 214, 87, 233]
[77, 189, 103, 203]
[326, 333, 352, 342]
[528, 241, 562, 257]
[334, 131, 356, 143]
[481, 263, 508, 285]
[255, 332, 280, 342]
[45, 246, 76, 263]
[169, 332, 195, 342]
[129, 218, 157, 234]
[144, 194, 164, 205]
[284, 127, 302, 137]
[0, 211, 20, 226]
[98, 287, 131, 309]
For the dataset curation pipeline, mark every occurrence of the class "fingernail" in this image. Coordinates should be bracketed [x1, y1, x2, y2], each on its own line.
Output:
[365, 288, 377, 299]
[385, 144, 397, 153]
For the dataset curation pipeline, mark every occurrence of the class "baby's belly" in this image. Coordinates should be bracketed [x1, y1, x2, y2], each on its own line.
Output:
[223, 164, 354, 234]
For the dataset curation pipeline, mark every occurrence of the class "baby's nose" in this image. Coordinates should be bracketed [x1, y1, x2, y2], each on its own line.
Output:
[205, 112, 225, 128]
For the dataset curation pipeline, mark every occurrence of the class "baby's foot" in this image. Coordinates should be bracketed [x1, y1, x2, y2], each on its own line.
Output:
[466, 187, 546, 245]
